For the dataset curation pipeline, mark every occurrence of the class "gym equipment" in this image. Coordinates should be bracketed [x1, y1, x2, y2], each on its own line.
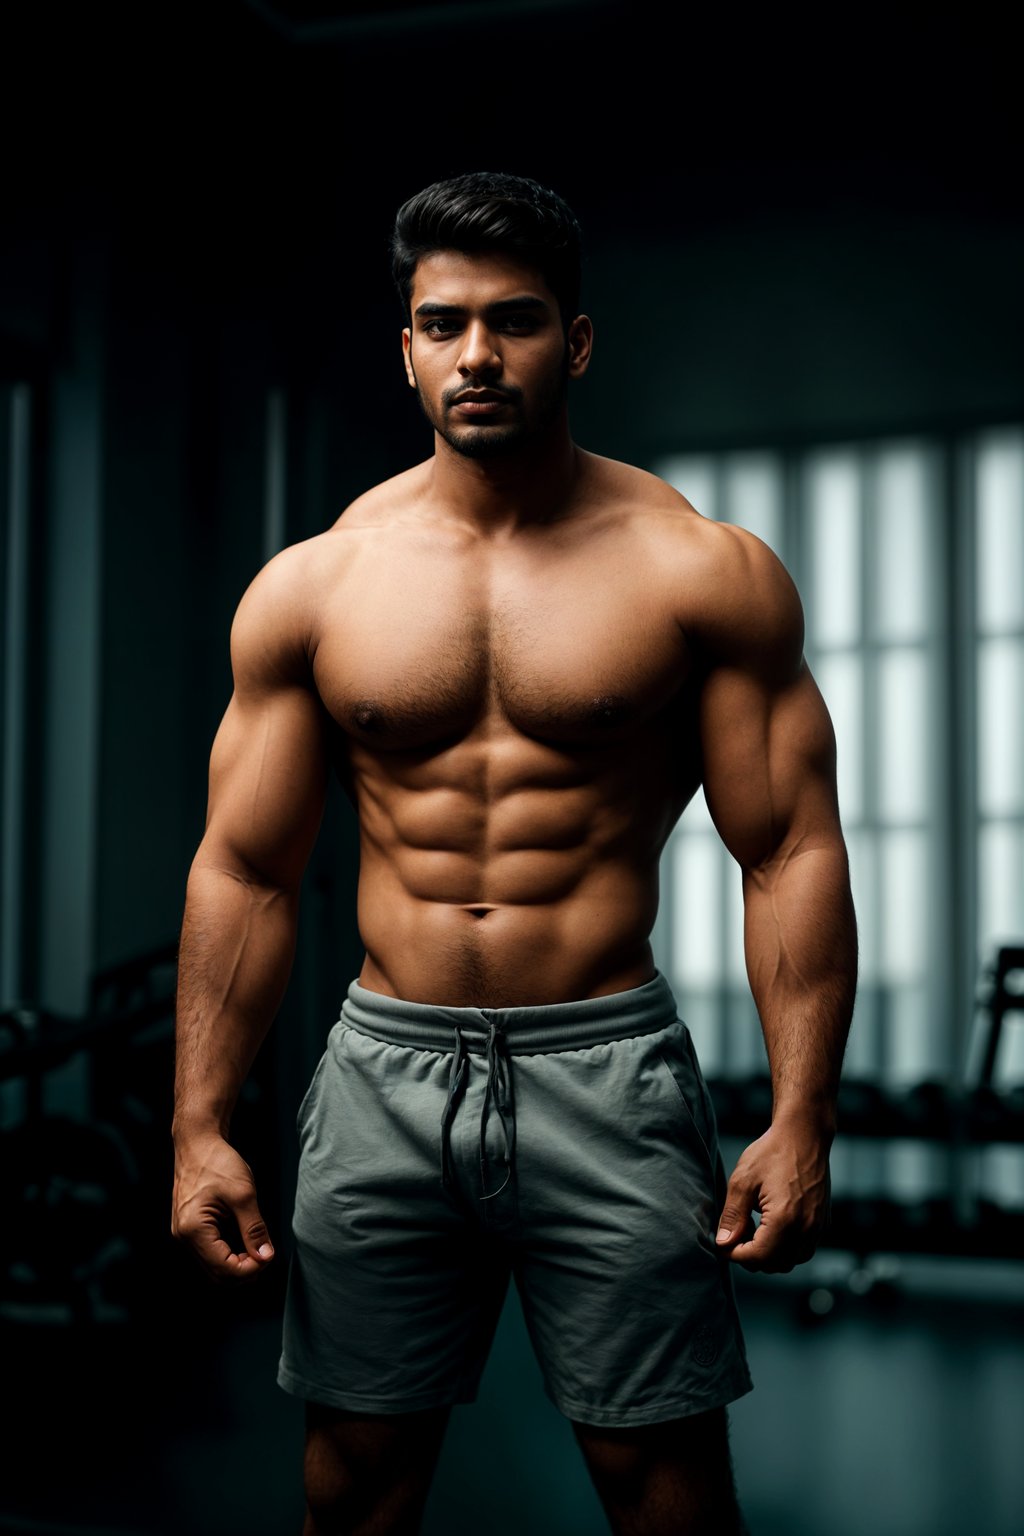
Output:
[0, 943, 178, 1326]
[712, 944, 1024, 1316]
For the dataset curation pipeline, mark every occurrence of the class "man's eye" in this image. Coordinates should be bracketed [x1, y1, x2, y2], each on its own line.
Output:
[423, 319, 460, 336]
[501, 316, 535, 332]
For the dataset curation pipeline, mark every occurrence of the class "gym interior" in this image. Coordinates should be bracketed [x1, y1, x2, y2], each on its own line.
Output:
[1, 3, 1021, 1534]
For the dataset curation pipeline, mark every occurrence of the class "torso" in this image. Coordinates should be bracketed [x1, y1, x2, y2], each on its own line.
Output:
[302, 450, 724, 1006]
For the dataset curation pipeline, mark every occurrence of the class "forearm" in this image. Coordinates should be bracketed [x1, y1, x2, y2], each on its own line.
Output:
[173, 858, 299, 1142]
[742, 837, 857, 1134]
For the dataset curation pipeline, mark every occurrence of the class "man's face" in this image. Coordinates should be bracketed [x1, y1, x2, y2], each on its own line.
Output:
[401, 249, 591, 460]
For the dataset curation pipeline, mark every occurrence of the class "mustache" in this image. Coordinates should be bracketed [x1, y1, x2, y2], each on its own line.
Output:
[443, 384, 522, 409]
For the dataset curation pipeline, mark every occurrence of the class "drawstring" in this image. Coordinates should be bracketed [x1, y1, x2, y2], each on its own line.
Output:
[439, 1016, 514, 1201]
[479, 1018, 513, 1200]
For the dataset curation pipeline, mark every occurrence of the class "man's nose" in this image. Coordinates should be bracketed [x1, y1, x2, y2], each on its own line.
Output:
[457, 320, 501, 376]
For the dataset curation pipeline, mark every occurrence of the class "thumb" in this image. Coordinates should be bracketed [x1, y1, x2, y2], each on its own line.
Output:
[716, 1181, 756, 1247]
[234, 1193, 275, 1263]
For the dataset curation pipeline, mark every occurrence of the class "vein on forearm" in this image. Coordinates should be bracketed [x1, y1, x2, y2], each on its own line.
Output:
[742, 840, 857, 1107]
[174, 865, 296, 1128]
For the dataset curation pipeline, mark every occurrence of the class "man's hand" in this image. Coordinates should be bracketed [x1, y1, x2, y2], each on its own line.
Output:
[171, 1132, 275, 1283]
[714, 1117, 832, 1273]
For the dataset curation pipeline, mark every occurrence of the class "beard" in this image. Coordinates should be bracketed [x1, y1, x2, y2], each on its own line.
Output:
[411, 346, 571, 460]
[433, 414, 530, 459]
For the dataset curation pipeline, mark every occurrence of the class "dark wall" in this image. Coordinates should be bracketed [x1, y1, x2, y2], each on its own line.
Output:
[581, 214, 1024, 458]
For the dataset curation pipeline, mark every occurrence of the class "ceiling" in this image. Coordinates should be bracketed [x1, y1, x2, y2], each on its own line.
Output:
[1, 0, 1019, 244]
[241, 0, 607, 41]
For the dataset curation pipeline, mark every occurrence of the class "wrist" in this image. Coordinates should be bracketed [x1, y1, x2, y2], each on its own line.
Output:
[771, 1096, 837, 1142]
[172, 1110, 231, 1146]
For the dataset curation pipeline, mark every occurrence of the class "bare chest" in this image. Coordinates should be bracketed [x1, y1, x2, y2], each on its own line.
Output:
[312, 543, 691, 750]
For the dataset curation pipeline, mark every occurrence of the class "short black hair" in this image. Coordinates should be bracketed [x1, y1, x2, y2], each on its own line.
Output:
[391, 171, 583, 327]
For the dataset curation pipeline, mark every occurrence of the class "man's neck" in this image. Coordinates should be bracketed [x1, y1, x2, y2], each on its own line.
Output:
[425, 426, 582, 538]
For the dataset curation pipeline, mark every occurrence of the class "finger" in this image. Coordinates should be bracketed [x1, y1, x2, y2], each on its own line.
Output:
[728, 1231, 767, 1269]
[767, 1233, 820, 1273]
[221, 1249, 267, 1282]
[730, 1219, 814, 1273]
[188, 1221, 252, 1280]
[232, 1194, 275, 1265]
[181, 1209, 263, 1283]
[716, 1185, 757, 1248]
[195, 1235, 267, 1284]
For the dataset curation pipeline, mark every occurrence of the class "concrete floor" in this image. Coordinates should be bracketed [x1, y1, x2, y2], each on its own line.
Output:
[2, 1253, 1021, 1536]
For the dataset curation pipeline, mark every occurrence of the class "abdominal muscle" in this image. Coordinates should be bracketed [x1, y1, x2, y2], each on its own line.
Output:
[351, 731, 679, 1008]
[357, 859, 660, 1007]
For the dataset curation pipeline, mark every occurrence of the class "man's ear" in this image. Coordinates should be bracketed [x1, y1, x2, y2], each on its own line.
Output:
[567, 315, 593, 379]
[402, 328, 417, 389]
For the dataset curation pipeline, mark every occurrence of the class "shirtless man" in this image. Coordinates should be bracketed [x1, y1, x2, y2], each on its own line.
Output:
[172, 172, 857, 1536]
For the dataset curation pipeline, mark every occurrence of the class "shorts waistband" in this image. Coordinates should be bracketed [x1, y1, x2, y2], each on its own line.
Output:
[340, 970, 680, 1054]
[341, 970, 681, 1207]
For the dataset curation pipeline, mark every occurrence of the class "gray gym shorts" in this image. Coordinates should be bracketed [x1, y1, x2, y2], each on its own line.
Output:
[277, 969, 754, 1427]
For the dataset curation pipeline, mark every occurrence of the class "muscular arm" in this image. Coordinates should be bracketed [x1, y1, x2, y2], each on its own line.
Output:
[696, 526, 858, 1270]
[172, 547, 330, 1279]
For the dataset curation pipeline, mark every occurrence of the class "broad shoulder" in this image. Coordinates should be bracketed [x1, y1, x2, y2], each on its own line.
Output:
[228, 537, 321, 687]
[230, 524, 359, 686]
[593, 453, 805, 678]
[679, 517, 805, 678]
[235, 462, 431, 616]
[228, 462, 433, 679]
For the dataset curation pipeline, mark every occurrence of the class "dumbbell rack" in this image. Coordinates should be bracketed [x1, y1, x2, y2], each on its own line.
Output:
[705, 945, 1024, 1262]
[0, 943, 180, 1325]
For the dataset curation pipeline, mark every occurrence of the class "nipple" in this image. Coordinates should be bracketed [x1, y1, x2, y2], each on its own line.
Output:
[353, 702, 384, 732]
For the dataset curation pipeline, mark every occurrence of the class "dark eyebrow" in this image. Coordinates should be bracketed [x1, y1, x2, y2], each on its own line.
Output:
[413, 295, 550, 319]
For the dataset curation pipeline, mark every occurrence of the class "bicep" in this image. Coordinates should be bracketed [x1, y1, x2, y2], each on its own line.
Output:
[699, 657, 841, 870]
[195, 559, 331, 892]
[200, 685, 330, 891]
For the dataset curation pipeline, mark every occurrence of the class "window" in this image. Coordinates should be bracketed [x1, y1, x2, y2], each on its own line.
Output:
[651, 430, 1024, 1101]
[975, 432, 1024, 1022]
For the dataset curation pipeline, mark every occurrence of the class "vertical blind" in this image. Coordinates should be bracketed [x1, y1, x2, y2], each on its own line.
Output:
[650, 430, 1024, 1111]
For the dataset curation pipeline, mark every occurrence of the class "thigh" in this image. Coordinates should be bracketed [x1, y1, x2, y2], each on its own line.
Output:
[279, 1024, 512, 1413]
[512, 1019, 753, 1425]
[304, 1402, 452, 1536]
[572, 1406, 746, 1536]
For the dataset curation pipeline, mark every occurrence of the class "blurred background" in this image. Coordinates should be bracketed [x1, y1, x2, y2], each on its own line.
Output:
[1, 2, 1022, 1533]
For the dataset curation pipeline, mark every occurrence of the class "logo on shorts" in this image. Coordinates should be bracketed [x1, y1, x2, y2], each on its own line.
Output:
[691, 1324, 719, 1367]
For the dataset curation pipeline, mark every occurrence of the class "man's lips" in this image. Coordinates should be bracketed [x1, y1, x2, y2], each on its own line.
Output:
[450, 391, 512, 415]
